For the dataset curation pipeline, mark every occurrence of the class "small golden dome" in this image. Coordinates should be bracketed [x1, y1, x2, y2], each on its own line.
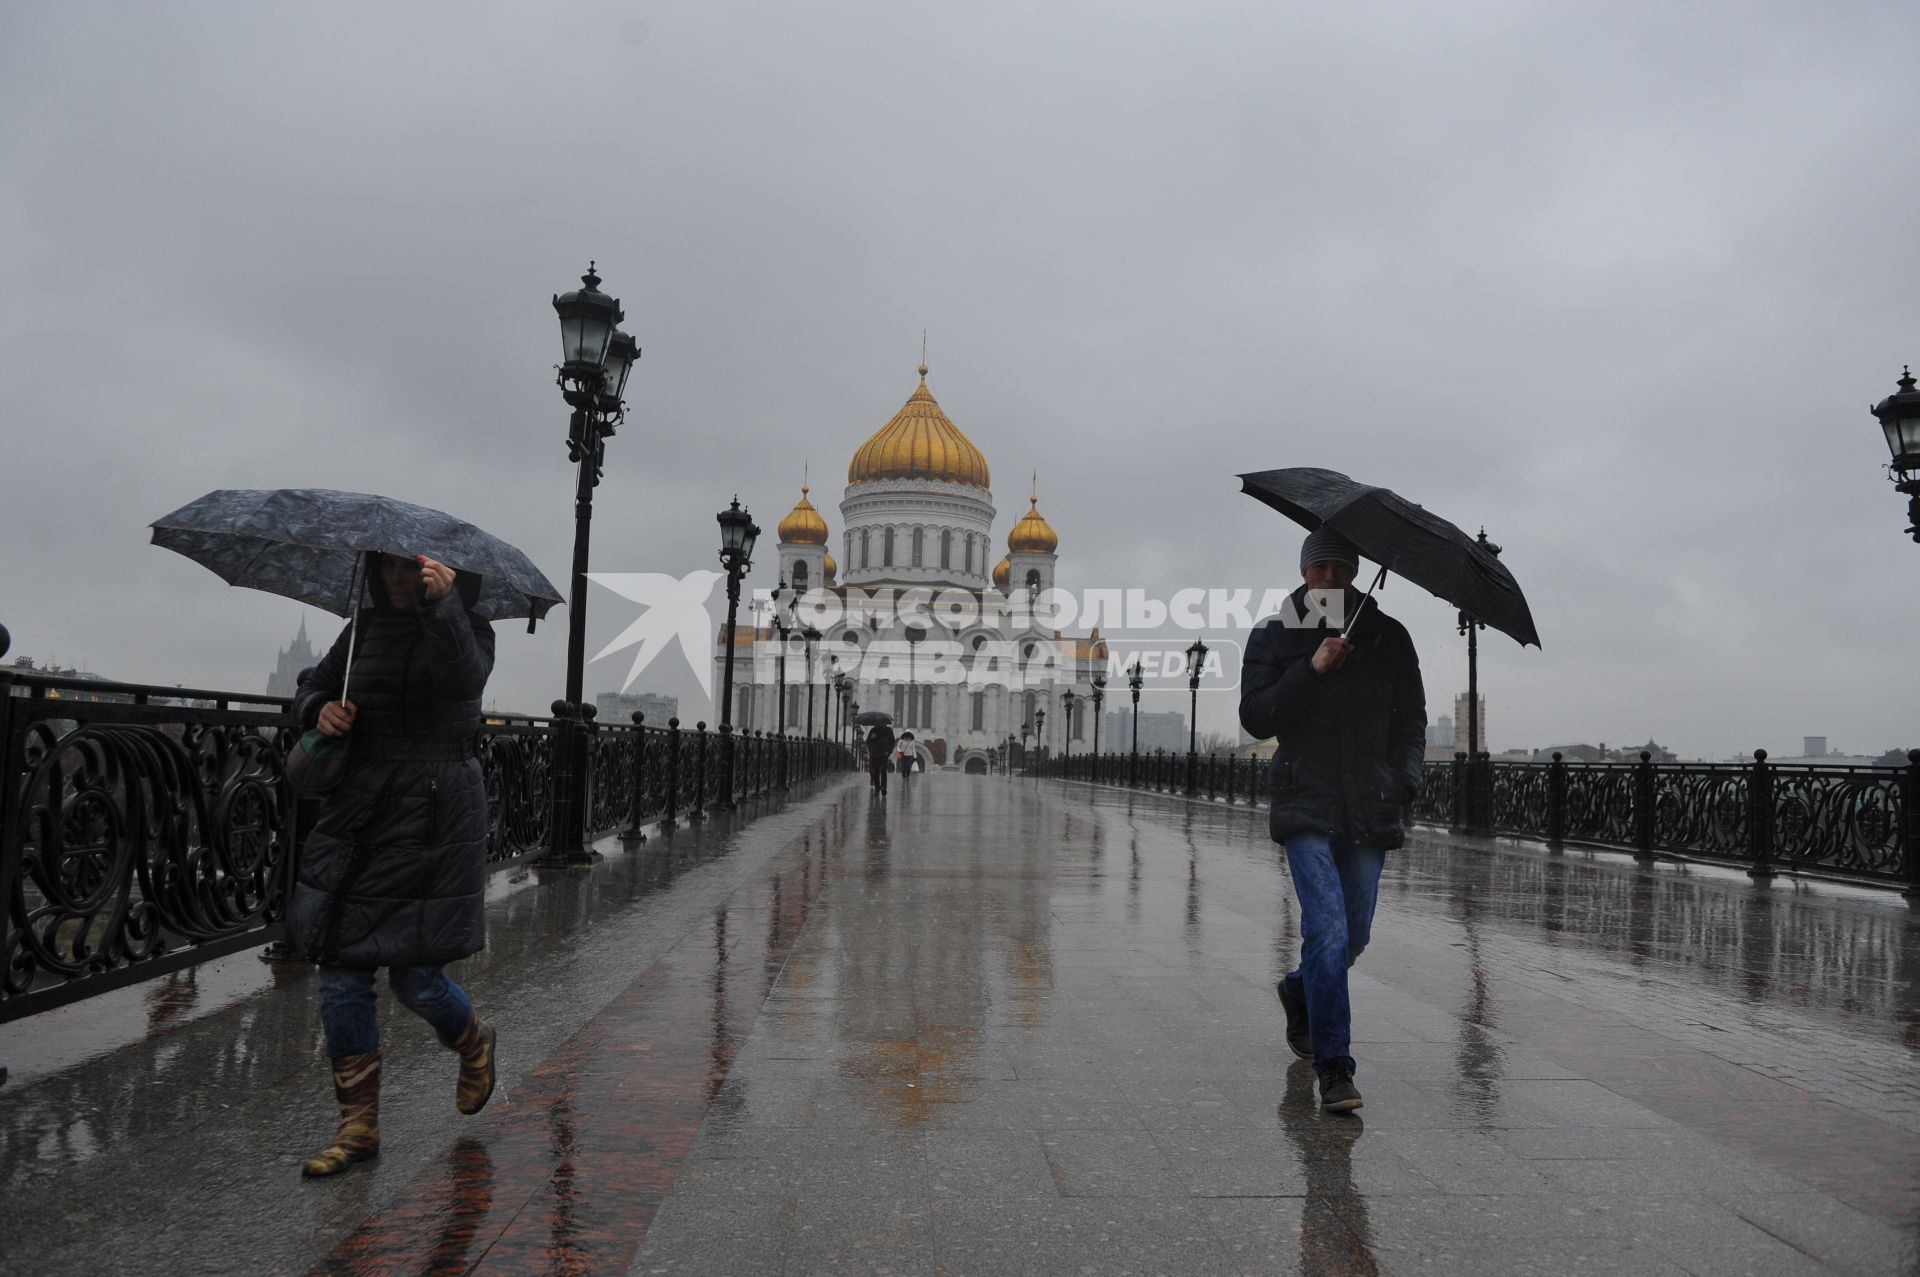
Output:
[847, 365, 991, 490]
[823, 550, 837, 582]
[992, 555, 1011, 592]
[1007, 496, 1058, 555]
[777, 483, 829, 546]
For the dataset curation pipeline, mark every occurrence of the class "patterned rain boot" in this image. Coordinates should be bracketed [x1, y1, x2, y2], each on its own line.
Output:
[445, 1012, 497, 1116]
[301, 1050, 381, 1177]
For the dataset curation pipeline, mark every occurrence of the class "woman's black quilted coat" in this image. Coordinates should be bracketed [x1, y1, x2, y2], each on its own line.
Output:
[288, 561, 497, 966]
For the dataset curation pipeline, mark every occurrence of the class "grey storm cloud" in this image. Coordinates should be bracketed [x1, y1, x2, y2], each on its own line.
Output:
[3, 0, 1916, 761]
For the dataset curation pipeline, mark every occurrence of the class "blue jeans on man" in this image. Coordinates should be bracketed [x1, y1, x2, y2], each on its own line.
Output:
[1278, 832, 1385, 1076]
[318, 964, 473, 1057]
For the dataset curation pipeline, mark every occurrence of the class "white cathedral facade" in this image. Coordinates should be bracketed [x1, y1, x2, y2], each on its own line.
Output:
[713, 363, 1105, 773]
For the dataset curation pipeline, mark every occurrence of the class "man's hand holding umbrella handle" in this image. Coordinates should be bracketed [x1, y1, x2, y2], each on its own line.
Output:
[1311, 638, 1352, 675]
[318, 700, 358, 737]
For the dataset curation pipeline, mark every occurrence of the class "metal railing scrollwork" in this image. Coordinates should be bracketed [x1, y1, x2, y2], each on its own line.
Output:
[1037, 743, 1918, 891]
[4, 670, 856, 1022]
[2, 671, 300, 1022]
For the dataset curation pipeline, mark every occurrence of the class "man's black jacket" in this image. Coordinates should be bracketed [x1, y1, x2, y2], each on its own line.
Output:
[1238, 584, 1426, 850]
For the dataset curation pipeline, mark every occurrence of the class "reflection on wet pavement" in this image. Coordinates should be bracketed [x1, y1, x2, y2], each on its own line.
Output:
[3, 772, 1915, 1274]
[640, 777, 1918, 1275]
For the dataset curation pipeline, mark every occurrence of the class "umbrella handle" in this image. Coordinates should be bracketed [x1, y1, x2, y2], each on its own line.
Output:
[339, 556, 364, 709]
[1340, 566, 1388, 639]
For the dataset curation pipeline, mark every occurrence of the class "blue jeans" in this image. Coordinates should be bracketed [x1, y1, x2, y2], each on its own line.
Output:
[1279, 833, 1385, 1076]
[318, 964, 473, 1058]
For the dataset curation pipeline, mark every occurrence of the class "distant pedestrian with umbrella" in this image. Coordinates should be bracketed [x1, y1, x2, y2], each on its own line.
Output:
[858, 712, 896, 797]
[897, 730, 920, 791]
[150, 488, 563, 1177]
[1236, 468, 1538, 1114]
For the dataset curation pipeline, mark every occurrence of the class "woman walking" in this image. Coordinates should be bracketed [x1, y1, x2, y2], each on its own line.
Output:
[896, 731, 917, 791]
[290, 551, 498, 1177]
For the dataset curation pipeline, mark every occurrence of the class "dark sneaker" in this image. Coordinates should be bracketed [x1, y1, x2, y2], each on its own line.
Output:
[1276, 980, 1312, 1061]
[1318, 1067, 1362, 1113]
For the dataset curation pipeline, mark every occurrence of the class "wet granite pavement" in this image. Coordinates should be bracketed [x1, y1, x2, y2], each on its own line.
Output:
[1, 773, 1915, 1275]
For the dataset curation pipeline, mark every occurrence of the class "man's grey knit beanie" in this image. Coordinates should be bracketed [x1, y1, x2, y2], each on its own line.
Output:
[1299, 526, 1361, 574]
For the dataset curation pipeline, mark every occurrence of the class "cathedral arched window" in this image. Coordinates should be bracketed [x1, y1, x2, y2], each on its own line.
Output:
[883, 527, 894, 566]
[940, 529, 951, 569]
[963, 533, 973, 574]
[792, 560, 809, 592]
[860, 529, 870, 569]
[911, 527, 923, 567]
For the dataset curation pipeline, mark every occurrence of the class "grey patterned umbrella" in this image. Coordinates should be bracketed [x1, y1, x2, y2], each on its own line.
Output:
[150, 488, 564, 624]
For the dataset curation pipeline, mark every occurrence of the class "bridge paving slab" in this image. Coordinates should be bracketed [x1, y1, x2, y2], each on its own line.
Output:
[0, 773, 1914, 1274]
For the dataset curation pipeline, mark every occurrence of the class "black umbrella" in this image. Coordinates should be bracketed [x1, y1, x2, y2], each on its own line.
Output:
[854, 710, 894, 726]
[150, 488, 564, 624]
[1238, 467, 1540, 647]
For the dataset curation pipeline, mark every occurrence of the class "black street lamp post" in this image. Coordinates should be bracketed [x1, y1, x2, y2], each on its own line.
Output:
[842, 679, 856, 761]
[772, 582, 791, 787]
[1457, 528, 1501, 757]
[904, 625, 924, 732]
[1036, 707, 1047, 761]
[802, 626, 821, 738]
[1128, 658, 1144, 786]
[716, 498, 760, 809]
[830, 668, 844, 746]
[1091, 674, 1105, 761]
[1062, 689, 1076, 771]
[1185, 637, 1207, 793]
[1872, 366, 1920, 543]
[842, 680, 853, 755]
[540, 263, 640, 868]
[1457, 529, 1502, 832]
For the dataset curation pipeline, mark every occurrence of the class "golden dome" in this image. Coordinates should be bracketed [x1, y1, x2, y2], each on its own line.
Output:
[1007, 496, 1058, 555]
[823, 550, 837, 582]
[848, 365, 991, 490]
[777, 483, 828, 546]
[992, 555, 1011, 591]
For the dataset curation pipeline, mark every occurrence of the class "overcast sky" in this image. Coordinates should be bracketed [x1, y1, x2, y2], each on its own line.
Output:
[3, 1, 1916, 762]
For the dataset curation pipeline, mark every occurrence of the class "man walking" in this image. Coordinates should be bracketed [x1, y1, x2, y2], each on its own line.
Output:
[1239, 528, 1426, 1112]
[866, 721, 897, 797]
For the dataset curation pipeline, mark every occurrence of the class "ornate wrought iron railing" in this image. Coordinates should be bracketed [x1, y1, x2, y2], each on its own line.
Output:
[3, 672, 854, 1023]
[0, 670, 300, 1023]
[1038, 746, 1920, 892]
